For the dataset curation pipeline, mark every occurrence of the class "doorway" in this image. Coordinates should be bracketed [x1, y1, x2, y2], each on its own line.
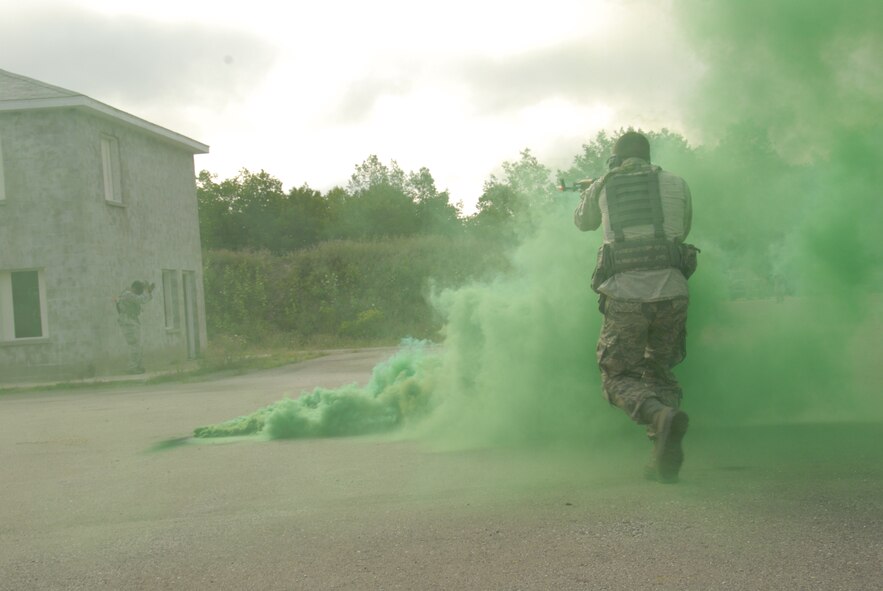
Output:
[182, 271, 201, 359]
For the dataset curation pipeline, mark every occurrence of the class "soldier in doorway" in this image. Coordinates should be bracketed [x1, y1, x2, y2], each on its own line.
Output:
[115, 280, 155, 374]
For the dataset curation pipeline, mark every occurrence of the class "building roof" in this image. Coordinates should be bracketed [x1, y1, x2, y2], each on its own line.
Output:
[0, 69, 208, 154]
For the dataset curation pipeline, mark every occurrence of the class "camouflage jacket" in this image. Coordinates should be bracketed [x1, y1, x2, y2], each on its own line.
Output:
[116, 289, 152, 322]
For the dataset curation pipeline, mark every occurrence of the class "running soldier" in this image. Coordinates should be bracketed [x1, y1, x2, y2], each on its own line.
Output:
[574, 131, 699, 483]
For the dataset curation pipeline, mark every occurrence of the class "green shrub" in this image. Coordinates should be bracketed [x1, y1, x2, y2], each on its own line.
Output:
[203, 235, 508, 344]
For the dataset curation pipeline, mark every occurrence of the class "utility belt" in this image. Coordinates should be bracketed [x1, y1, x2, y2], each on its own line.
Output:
[591, 238, 700, 292]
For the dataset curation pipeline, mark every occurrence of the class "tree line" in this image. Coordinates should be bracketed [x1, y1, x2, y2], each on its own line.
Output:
[199, 157, 458, 252]
[197, 129, 704, 254]
[198, 126, 868, 345]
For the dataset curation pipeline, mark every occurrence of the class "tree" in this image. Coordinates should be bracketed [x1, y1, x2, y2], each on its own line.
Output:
[330, 157, 416, 239]
[565, 130, 616, 181]
[197, 170, 225, 249]
[346, 155, 406, 195]
[471, 181, 522, 238]
[280, 185, 330, 250]
[499, 148, 554, 204]
[230, 170, 287, 252]
[336, 156, 462, 239]
[197, 169, 331, 253]
[336, 183, 421, 239]
[407, 167, 461, 235]
[470, 149, 553, 238]
[197, 170, 245, 250]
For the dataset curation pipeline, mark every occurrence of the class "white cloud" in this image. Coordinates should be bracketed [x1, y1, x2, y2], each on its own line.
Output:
[3, 0, 701, 212]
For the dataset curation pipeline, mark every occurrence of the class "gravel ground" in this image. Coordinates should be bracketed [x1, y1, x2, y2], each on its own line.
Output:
[1, 349, 881, 591]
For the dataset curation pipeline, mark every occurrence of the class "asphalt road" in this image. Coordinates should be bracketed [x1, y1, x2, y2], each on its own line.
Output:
[1, 349, 881, 591]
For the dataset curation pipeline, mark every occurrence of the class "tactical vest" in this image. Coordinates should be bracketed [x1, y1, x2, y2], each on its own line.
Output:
[590, 169, 696, 292]
[605, 171, 681, 274]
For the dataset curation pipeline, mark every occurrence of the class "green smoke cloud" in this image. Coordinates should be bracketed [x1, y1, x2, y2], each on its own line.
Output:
[194, 208, 613, 446]
[671, 0, 883, 423]
[195, 1, 882, 446]
[407, 203, 611, 448]
[194, 339, 439, 439]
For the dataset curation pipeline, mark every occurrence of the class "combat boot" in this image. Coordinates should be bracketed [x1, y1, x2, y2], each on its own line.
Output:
[638, 399, 666, 481]
[643, 455, 658, 481]
[652, 407, 689, 483]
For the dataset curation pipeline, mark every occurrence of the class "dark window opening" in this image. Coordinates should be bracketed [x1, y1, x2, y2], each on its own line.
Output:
[12, 270, 42, 338]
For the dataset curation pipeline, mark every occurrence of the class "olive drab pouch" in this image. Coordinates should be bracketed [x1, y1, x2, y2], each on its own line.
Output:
[593, 240, 700, 290]
[591, 244, 612, 293]
[678, 243, 701, 279]
[608, 239, 677, 274]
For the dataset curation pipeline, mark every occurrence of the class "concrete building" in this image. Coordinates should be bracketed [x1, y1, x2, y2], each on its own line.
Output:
[0, 69, 209, 383]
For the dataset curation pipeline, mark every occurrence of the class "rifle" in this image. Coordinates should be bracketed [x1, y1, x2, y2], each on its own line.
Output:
[556, 177, 595, 192]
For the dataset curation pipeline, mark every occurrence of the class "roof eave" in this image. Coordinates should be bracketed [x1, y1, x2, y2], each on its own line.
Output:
[0, 95, 209, 154]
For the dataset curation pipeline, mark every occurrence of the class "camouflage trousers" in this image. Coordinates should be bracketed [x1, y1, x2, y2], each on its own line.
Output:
[596, 296, 688, 435]
[118, 318, 143, 372]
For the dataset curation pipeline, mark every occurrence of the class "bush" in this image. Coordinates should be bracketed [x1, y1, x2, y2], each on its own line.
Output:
[203, 235, 507, 344]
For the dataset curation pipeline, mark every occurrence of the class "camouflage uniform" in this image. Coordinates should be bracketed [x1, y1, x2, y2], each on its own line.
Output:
[597, 297, 688, 437]
[574, 156, 693, 436]
[116, 286, 152, 373]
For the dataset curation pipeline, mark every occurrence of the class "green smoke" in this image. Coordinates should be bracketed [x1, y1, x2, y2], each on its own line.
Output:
[399, 202, 611, 448]
[671, 0, 883, 423]
[194, 339, 439, 439]
[195, 1, 882, 445]
[194, 209, 612, 446]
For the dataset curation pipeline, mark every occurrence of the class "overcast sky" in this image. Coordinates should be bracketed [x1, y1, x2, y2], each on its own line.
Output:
[2, 0, 702, 212]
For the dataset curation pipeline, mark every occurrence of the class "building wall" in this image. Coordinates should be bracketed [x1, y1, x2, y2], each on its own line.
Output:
[0, 107, 207, 383]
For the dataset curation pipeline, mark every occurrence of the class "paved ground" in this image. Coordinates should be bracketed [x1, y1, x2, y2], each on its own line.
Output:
[1, 349, 881, 590]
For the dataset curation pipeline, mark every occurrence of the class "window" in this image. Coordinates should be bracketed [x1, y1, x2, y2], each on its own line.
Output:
[0, 132, 6, 202]
[100, 134, 122, 204]
[0, 270, 48, 340]
[162, 269, 180, 330]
